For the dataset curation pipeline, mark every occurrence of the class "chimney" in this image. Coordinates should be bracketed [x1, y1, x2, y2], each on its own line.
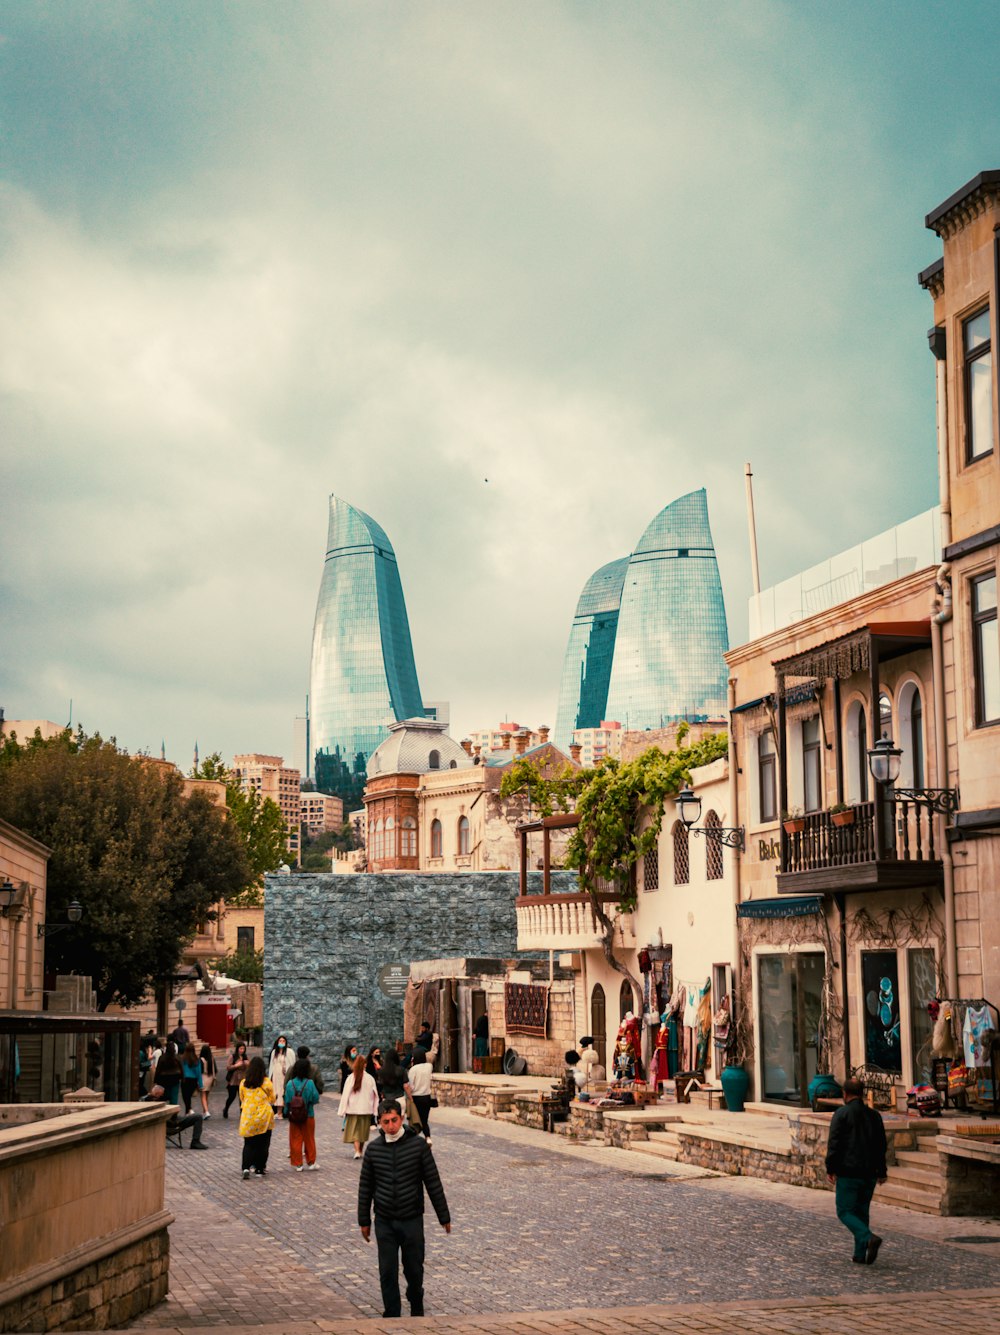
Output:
[514, 729, 529, 755]
[569, 743, 582, 764]
[460, 738, 472, 755]
[501, 733, 511, 750]
[538, 725, 550, 744]
[473, 744, 482, 757]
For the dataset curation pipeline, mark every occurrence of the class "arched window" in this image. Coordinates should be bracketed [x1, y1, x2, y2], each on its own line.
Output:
[672, 821, 689, 885]
[704, 811, 723, 880]
[642, 845, 659, 892]
[619, 979, 634, 1020]
[458, 815, 470, 855]
[401, 817, 417, 858]
[430, 819, 442, 858]
[385, 815, 395, 859]
[373, 818, 384, 861]
[591, 984, 606, 1070]
[428, 749, 440, 770]
[879, 691, 893, 744]
[845, 701, 869, 803]
[898, 682, 925, 789]
[449, 759, 457, 769]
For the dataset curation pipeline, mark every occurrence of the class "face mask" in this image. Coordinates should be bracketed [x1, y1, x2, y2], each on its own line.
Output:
[278, 1043, 285, 1049]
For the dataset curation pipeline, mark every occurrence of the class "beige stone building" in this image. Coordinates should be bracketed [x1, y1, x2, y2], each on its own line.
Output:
[232, 753, 301, 864]
[300, 789, 344, 839]
[0, 819, 51, 1012]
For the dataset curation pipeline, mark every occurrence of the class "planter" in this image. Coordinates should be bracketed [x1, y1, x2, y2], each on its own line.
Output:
[830, 809, 855, 828]
[720, 1063, 750, 1113]
[783, 819, 805, 835]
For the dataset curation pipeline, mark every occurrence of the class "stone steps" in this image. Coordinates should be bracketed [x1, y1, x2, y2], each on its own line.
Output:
[884, 1161, 942, 1188]
[630, 1139, 682, 1162]
[894, 1146, 942, 1169]
[876, 1178, 943, 1214]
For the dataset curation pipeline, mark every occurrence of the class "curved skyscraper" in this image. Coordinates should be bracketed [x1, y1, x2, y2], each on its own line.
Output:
[555, 489, 729, 749]
[554, 556, 629, 751]
[309, 496, 424, 805]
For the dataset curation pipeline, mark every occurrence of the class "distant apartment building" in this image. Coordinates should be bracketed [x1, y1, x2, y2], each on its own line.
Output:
[231, 753, 301, 863]
[300, 790, 344, 839]
[571, 720, 622, 768]
[0, 716, 68, 744]
[466, 721, 551, 759]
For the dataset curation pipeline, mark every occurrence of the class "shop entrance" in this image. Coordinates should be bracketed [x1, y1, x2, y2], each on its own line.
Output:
[757, 951, 824, 1105]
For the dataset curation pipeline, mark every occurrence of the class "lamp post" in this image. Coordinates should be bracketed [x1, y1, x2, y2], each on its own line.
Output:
[37, 900, 83, 937]
[0, 880, 18, 916]
[866, 736, 959, 815]
[676, 787, 746, 852]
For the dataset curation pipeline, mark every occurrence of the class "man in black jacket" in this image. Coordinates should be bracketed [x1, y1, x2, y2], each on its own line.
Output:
[825, 1077, 888, 1264]
[358, 1100, 451, 1318]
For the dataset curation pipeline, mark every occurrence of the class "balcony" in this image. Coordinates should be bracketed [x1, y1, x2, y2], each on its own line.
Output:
[776, 798, 943, 896]
[516, 892, 636, 952]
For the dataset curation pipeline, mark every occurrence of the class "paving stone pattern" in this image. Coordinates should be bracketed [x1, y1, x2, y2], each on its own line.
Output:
[263, 870, 576, 1076]
[134, 1089, 1000, 1329]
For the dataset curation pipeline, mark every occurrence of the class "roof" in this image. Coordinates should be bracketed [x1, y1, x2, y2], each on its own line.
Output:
[925, 170, 1000, 234]
[367, 717, 472, 776]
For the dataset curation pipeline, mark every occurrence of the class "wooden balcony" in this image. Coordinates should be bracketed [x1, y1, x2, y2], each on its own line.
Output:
[516, 892, 636, 951]
[776, 798, 943, 896]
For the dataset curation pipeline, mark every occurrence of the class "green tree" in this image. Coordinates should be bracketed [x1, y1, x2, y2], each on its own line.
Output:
[299, 821, 363, 871]
[0, 730, 252, 1009]
[191, 753, 291, 905]
[210, 946, 264, 985]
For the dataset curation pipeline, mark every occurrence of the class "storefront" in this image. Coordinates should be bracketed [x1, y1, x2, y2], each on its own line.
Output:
[0, 1012, 141, 1102]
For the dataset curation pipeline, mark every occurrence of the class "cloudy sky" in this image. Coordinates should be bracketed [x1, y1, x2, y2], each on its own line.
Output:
[2, 3, 997, 767]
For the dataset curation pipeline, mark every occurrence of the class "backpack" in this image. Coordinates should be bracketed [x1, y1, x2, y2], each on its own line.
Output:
[287, 1081, 309, 1125]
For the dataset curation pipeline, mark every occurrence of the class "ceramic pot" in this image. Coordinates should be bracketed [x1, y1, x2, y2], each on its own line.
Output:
[720, 1063, 750, 1113]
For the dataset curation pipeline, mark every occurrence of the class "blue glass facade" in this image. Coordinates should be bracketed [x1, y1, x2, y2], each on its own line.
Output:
[554, 557, 629, 750]
[309, 496, 424, 804]
[555, 489, 729, 747]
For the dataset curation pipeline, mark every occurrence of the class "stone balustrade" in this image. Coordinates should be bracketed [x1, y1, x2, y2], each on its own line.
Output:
[516, 893, 636, 951]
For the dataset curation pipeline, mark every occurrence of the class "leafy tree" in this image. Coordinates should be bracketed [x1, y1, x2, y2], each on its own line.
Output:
[191, 753, 291, 904]
[210, 946, 264, 985]
[299, 821, 363, 871]
[0, 730, 252, 1008]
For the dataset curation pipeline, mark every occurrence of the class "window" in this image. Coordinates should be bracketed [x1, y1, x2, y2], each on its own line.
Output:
[704, 811, 723, 880]
[672, 821, 689, 886]
[401, 817, 416, 858]
[972, 572, 1000, 725]
[428, 749, 440, 770]
[237, 925, 255, 953]
[385, 815, 395, 859]
[802, 717, 821, 813]
[642, 847, 659, 892]
[878, 692, 892, 743]
[964, 307, 993, 462]
[619, 979, 634, 1020]
[430, 818, 442, 858]
[373, 818, 384, 860]
[458, 815, 470, 855]
[845, 702, 869, 803]
[758, 731, 777, 823]
[910, 694, 924, 788]
[898, 682, 925, 789]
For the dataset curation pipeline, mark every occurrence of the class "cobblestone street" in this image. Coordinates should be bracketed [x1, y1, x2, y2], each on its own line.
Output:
[129, 1089, 1000, 1331]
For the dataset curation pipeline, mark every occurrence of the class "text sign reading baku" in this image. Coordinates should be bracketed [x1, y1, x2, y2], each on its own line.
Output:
[377, 963, 411, 1000]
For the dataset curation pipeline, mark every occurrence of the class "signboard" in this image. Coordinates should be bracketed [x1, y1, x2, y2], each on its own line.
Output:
[377, 963, 411, 1000]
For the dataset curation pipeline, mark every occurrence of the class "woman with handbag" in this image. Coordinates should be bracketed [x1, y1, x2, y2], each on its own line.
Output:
[199, 1044, 216, 1117]
[404, 1046, 436, 1147]
[338, 1053, 379, 1159]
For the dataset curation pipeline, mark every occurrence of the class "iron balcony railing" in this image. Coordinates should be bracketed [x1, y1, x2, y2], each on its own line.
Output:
[782, 796, 941, 875]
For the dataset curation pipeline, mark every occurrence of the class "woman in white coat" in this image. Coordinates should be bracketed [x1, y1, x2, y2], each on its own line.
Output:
[337, 1053, 379, 1158]
[267, 1035, 294, 1116]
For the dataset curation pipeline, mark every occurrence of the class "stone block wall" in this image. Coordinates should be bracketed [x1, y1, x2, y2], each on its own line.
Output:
[484, 978, 578, 1077]
[265, 871, 533, 1076]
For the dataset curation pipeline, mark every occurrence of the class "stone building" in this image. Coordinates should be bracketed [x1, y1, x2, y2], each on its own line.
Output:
[232, 752, 301, 864]
[0, 818, 50, 1012]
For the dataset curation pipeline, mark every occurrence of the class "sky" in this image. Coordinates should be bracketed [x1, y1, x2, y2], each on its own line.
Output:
[2, 2, 998, 768]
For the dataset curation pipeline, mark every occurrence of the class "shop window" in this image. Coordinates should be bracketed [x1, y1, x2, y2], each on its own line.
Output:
[860, 950, 902, 1075]
[430, 819, 442, 858]
[758, 730, 777, 823]
[972, 571, 1000, 726]
[642, 847, 659, 892]
[757, 951, 825, 1102]
[237, 925, 255, 953]
[908, 948, 937, 1086]
[458, 815, 470, 855]
[802, 717, 822, 813]
[401, 817, 416, 858]
[672, 822, 689, 886]
[704, 811, 723, 880]
[963, 306, 993, 462]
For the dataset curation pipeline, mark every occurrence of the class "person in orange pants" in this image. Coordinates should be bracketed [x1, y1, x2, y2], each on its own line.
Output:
[283, 1055, 321, 1171]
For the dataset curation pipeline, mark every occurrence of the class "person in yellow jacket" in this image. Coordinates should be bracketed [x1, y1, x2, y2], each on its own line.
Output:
[239, 1056, 275, 1179]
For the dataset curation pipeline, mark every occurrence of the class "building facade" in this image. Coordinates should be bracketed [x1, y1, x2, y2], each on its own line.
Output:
[0, 819, 51, 1012]
[231, 753, 301, 864]
[309, 496, 424, 808]
[300, 790, 345, 839]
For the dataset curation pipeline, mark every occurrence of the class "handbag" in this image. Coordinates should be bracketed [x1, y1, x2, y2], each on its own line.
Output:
[429, 1096, 439, 1108]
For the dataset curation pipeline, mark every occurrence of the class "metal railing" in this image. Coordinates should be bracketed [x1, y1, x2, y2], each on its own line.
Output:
[782, 797, 940, 874]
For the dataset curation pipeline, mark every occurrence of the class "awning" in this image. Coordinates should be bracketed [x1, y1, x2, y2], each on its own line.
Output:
[737, 896, 823, 920]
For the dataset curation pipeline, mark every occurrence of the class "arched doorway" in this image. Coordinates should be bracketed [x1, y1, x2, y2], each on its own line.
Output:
[619, 979, 634, 1020]
[591, 984, 606, 1071]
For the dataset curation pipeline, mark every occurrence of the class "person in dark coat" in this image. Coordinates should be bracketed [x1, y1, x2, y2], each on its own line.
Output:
[297, 1045, 325, 1095]
[825, 1076, 888, 1264]
[358, 1100, 451, 1319]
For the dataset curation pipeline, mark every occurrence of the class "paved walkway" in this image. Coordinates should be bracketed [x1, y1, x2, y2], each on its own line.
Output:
[128, 1088, 1000, 1330]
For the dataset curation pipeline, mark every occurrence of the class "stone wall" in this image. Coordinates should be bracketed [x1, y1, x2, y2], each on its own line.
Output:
[484, 976, 578, 1077]
[265, 871, 577, 1075]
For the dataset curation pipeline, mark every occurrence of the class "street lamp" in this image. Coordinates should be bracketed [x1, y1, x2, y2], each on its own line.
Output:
[866, 735, 959, 815]
[676, 787, 746, 852]
[0, 880, 17, 916]
[38, 900, 83, 937]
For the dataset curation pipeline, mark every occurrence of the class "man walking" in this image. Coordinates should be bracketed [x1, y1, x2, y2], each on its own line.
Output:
[825, 1076, 888, 1264]
[358, 1100, 451, 1318]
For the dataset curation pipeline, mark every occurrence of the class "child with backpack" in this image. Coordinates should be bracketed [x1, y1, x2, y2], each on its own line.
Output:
[283, 1055, 321, 1172]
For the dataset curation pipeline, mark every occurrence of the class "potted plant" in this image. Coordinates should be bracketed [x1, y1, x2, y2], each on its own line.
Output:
[828, 801, 855, 828]
[782, 807, 805, 835]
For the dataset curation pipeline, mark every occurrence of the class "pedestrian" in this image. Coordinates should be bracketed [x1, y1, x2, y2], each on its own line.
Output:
[267, 1035, 294, 1116]
[380, 1047, 407, 1112]
[403, 1047, 434, 1146]
[152, 1042, 182, 1106]
[180, 1042, 204, 1114]
[366, 1045, 384, 1090]
[473, 1013, 489, 1060]
[825, 1076, 888, 1265]
[223, 1041, 249, 1119]
[238, 1055, 275, 1179]
[144, 1082, 209, 1149]
[139, 1039, 154, 1095]
[199, 1043, 216, 1117]
[414, 1022, 439, 1065]
[358, 1099, 451, 1320]
[339, 1053, 380, 1159]
[297, 1044, 325, 1095]
[171, 1018, 190, 1050]
[339, 1042, 360, 1092]
[284, 1055, 321, 1172]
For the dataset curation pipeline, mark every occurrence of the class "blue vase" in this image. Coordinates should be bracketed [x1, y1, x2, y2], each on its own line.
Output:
[720, 1063, 749, 1113]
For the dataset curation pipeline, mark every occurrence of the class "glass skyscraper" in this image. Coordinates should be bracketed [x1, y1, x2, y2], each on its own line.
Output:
[555, 489, 729, 749]
[309, 496, 424, 805]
